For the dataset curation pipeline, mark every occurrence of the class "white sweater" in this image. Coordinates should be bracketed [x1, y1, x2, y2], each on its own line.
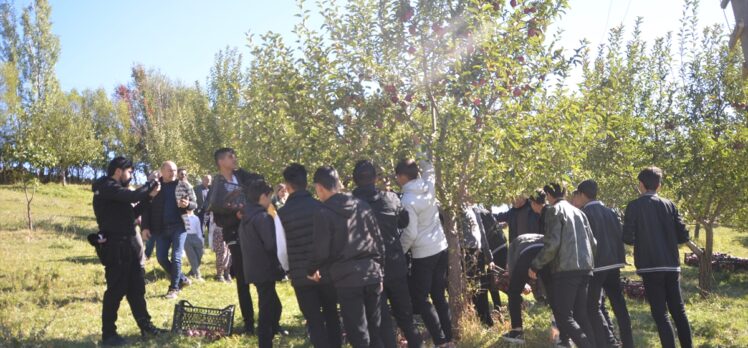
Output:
[399, 160, 448, 259]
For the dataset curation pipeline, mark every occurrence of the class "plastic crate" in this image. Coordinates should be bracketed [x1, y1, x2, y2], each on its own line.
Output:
[171, 300, 235, 338]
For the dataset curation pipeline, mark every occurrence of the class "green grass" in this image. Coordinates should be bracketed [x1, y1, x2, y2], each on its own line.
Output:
[1, 184, 748, 347]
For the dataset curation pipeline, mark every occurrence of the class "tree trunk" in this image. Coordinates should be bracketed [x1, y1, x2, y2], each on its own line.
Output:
[698, 223, 715, 295]
[442, 209, 467, 339]
[23, 181, 35, 231]
[694, 223, 700, 240]
[60, 167, 67, 186]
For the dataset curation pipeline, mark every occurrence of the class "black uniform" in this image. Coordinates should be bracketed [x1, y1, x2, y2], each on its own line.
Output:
[353, 185, 423, 348]
[309, 193, 385, 348]
[277, 190, 341, 348]
[208, 169, 264, 333]
[92, 176, 156, 340]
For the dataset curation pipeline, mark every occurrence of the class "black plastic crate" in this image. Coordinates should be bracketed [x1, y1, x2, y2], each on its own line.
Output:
[171, 300, 235, 338]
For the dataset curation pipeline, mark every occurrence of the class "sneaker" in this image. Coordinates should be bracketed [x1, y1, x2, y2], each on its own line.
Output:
[215, 275, 225, 282]
[102, 334, 127, 346]
[224, 273, 232, 283]
[165, 289, 179, 299]
[140, 323, 169, 338]
[179, 277, 192, 289]
[555, 339, 573, 348]
[502, 329, 525, 344]
[274, 326, 290, 336]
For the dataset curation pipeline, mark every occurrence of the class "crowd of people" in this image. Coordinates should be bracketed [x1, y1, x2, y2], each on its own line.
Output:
[90, 147, 694, 348]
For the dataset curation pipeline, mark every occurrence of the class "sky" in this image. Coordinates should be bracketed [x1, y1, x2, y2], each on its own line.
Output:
[12, 0, 736, 94]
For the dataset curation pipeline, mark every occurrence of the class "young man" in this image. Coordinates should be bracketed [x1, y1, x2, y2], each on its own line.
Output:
[396, 157, 453, 347]
[623, 167, 692, 348]
[207, 147, 264, 334]
[141, 161, 198, 299]
[92, 157, 167, 346]
[277, 164, 341, 348]
[461, 201, 495, 327]
[352, 160, 423, 348]
[475, 206, 508, 311]
[494, 194, 541, 242]
[195, 174, 212, 226]
[576, 180, 633, 348]
[308, 166, 385, 348]
[183, 208, 205, 280]
[238, 180, 285, 348]
[530, 183, 597, 348]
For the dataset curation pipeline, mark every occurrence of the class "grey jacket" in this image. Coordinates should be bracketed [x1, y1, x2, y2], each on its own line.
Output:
[531, 199, 597, 275]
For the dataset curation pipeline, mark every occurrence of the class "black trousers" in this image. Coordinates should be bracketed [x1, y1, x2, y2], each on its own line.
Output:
[588, 268, 633, 348]
[381, 276, 423, 348]
[409, 250, 452, 345]
[464, 248, 493, 327]
[255, 281, 282, 348]
[551, 273, 594, 348]
[101, 239, 151, 338]
[641, 272, 692, 348]
[294, 283, 342, 348]
[489, 248, 507, 308]
[507, 247, 542, 329]
[336, 283, 383, 348]
[228, 243, 255, 331]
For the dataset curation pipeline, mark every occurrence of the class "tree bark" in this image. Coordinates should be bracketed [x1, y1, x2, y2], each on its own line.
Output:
[60, 167, 67, 186]
[698, 223, 715, 296]
[23, 180, 35, 231]
[694, 223, 700, 240]
[442, 208, 467, 340]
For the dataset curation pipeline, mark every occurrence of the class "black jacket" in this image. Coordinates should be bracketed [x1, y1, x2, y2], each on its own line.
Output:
[352, 185, 410, 282]
[494, 200, 541, 242]
[238, 204, 285, 284]
[460, 206, 494, 264]
[92, 176, 154, 239]
[208, 169, 264, 243]
[309, 193, 384, 287]
[277, 190, 329, 286]
[141, 180, 197, 234]
[623, 193, 689, 274]
[582, 201, 626, 272]
[476, 206, 508, 267]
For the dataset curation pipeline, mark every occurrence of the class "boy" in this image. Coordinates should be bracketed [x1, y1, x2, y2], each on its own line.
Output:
[623, 167, 692, 348]
[183, 208, 205, 280]
[238, 180, 285, 348]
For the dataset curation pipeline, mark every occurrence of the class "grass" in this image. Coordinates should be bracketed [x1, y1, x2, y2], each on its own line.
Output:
[1, 184, 747, 347]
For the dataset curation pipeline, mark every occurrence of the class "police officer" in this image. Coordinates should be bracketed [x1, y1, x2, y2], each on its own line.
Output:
[92, 157, 167, 346]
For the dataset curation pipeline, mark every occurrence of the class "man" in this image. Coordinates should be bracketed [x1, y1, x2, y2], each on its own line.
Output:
[92, 157, 167, 346]
[623, 167, 692, 348]
[141, 161, 197, 299]
[576, 180, 633, 348]
[272, 183, 289, 209]
[177, 168, 189, 183]
[238, 180, 285, 348]
[461, 201, 495, 327]
[494, 195, 541, 242]
[396, 157, 453, 348]
[195, 174, 212, 226]
[277, 163, 341, 348]
[207, 147, 264, 334]
[476, 207, 508, 311]
[529, 183, 597, 348]
[352, 160, 423, 348]
[308, 166, 385, 348]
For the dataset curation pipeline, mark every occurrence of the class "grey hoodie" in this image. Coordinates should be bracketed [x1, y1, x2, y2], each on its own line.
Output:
[400, 160, 448, 259]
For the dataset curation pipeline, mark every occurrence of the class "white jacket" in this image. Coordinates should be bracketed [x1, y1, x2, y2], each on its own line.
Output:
[400, 160, 448, 259]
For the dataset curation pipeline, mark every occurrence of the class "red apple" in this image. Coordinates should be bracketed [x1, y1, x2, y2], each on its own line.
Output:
[513, 87, 522, 97]
[405, 93, 414, 102]
[409, 24, 417, 35]
[408, 46, 416, 55]
[516, 55, 525, 63]
[376, 120, 383, 129]
[510, 0, 518, 8]
[528, 28, 539, 38]
[390, 95, 399, 103]
[473, 98, 482, 106]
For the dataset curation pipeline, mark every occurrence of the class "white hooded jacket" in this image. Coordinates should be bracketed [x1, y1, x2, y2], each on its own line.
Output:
[399, 160, 448, 259]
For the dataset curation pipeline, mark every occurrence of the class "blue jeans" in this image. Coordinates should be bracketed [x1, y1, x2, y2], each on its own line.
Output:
[155, 225, 188, 290]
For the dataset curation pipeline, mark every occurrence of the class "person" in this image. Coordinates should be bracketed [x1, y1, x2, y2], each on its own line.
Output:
[143, 170, 161, 260]
[238, 180, 285, 348]
[494, 194, 541, 242]
[177, 168, 189, 183]
[461, 201, 495, 327]
[207, 147, 264, 334]
[277, 163, 342, 348]
[195, 174, 212, 226]
[352, 160, 423, 348]
[272, 183, 289, 209]
[623, 167, 692, 348]
[141, 161, 197, 299]
[576, 180, 633, 348]
[91, 157, 167, 346]
[183, 208, 205, 280]
[210, 214, 231, 282]
[529, 183, 597, 348]
[475, 206, 508, 311]
[396, 157, 453, 347]
[308, 166, 385, 348]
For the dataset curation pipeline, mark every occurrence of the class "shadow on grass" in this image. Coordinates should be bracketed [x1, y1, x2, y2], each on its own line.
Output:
[34, 218, 97, 240]
[61, 255, 101, 265]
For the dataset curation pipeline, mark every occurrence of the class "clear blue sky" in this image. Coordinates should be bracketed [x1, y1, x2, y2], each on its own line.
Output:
[17, 0, 735, 94]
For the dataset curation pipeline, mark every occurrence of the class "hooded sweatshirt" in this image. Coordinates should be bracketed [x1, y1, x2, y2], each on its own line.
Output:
[309, 193, 385, 287]
[399, 160, 448, 259]
[238, 203, 285, 284]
